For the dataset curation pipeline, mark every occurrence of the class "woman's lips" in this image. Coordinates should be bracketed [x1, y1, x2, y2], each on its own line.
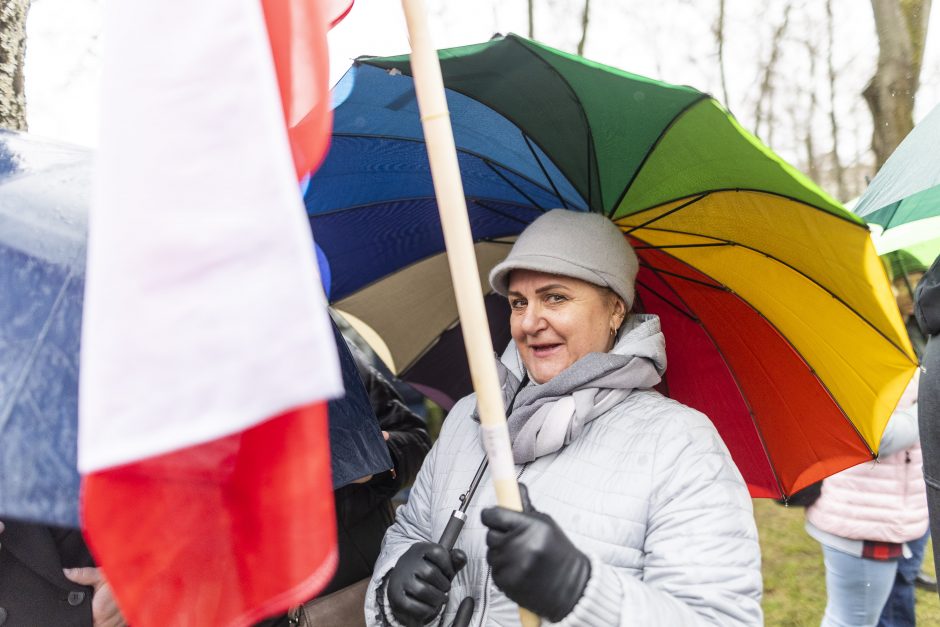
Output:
[530, 343, 562, 358]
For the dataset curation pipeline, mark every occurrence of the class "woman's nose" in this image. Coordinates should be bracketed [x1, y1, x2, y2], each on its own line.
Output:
[519, 303, 545, 334]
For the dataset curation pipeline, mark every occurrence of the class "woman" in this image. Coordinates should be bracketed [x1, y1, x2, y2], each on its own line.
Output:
[366, 210, 763, 626]
[805, 373, 927, 627]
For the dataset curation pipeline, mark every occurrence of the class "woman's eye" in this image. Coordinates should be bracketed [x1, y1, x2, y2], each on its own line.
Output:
[510, 298, 527, 309]
[546, 293, 567, 303]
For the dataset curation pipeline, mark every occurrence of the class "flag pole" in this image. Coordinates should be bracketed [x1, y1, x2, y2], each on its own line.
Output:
[399, 1, 539, 626]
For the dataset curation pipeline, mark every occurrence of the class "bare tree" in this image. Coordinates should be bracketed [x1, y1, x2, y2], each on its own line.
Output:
[753, 2, 793, 144]
[825, 0, 847, 199]
[577, 0, 590, 56]
[528, 0, 535, 39]
[799, 38, 820, 184]
[864, 0, 933, 168]
[0, 0, 29, 131]
[714, 0, 731, 106]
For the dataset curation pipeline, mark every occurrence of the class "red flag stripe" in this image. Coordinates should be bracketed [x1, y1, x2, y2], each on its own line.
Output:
[83, 403, 336, 627]
[261, 0, 354, 180]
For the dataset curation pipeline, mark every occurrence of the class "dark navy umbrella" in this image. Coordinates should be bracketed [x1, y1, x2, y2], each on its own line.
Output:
[0, 130, 391, 527]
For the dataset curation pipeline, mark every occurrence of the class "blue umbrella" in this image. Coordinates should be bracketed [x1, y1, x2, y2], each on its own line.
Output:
[0, 130, 390, 527]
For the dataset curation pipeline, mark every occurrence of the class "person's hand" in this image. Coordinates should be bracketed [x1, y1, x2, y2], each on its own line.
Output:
[386, 541, 467, 627]
[480, 484, 591, 622]
[63, 567, 127, 627]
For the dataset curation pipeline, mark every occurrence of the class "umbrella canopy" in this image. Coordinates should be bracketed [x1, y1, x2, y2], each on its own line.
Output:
[854, 103, 940, 254]
[855, 103, 940, 230]
[307, 34, 916, 499]
[0, 131, 390, 526]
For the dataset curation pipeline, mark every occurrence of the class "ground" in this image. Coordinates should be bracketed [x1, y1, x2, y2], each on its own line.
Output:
[755, 499, 939, 626]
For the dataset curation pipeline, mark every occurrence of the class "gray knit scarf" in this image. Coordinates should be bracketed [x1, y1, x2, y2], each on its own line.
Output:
[474, 314, 666, 464]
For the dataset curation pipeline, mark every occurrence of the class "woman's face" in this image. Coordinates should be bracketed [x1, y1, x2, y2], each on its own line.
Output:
[893, 271, 924, 318]
[508, 269, 626, 384]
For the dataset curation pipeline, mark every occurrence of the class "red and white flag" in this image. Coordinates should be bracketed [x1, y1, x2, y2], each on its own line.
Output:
[79, 1, 351, 625]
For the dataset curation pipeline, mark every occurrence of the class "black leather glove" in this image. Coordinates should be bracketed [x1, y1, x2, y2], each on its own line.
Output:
[480, 484, 591, 622]
[386, 541, 467, 626]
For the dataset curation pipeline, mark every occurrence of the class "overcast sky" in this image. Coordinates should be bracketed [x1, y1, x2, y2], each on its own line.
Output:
[23, 0, 940, 170]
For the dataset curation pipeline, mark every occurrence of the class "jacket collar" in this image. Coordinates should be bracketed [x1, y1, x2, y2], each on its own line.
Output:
[1, 521, 72, 589]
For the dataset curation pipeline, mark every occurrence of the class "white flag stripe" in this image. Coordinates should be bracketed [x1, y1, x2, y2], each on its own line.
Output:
[79, 0, 342, 473]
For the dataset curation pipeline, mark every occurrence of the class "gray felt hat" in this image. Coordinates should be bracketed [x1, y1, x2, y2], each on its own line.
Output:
[489, 209, 639, 309]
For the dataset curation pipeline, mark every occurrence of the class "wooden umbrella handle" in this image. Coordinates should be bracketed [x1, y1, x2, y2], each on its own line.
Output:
[399, 1, 539, 626]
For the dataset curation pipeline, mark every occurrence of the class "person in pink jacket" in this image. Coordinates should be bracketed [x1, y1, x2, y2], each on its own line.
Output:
[805, 371, 928, 627]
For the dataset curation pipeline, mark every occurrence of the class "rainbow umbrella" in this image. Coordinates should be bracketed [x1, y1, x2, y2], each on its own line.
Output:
[306, 34, 915, 498]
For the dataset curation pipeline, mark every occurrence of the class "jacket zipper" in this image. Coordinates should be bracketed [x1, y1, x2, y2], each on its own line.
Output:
[479, 464, 530, 627]
[903, 450, 912, 500]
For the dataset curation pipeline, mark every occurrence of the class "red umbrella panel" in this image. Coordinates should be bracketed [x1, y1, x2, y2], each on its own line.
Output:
[634, 243, 874, 497]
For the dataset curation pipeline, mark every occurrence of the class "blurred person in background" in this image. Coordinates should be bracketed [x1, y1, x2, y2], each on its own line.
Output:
[0, 519, 126, 626]
[915, 254, 940, 600]
[805, 257, 931, 627]
[877, 253, 936, 626]
[258, 318, 431, 627]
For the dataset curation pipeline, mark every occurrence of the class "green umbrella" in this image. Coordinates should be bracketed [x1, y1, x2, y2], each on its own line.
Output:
[855, 103, 940, 237]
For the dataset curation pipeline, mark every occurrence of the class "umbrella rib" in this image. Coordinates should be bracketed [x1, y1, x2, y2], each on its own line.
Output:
[622, 188, 866, 228]
[638, 252, 873, 497]
[362, 38, 595, 212]
[609, 94, 711, 216]
[634, 278, 698, 321]
[629, 224, 914, 359]
[307, 195, 540, 220]
[473, 198, 538, 226]
[633, 242, 730, 250]
[482, 161, 549, 211]
[507, 35, 600, 212]
[329, 132, 572, 203]
[0, 271, 76, 425]
[881, 200, 904, 230]
[638, 261, 728, 291]
[326, 222, 526, 302]
[623, 193, 709, 235]
[521, 133, 571, 209]
[635, 264, 786, 498]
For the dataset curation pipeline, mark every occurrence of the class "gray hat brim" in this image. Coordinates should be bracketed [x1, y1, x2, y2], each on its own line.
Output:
[489, 253, 620, 299]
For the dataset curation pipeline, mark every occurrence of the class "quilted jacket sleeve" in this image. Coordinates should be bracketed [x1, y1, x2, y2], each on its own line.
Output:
[916, 256, 940, 337]
[365, 397, 476, 626]
[557, 406, 763, 627]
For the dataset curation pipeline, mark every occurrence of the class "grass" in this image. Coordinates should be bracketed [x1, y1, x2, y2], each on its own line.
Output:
[755, 498, 939, 626]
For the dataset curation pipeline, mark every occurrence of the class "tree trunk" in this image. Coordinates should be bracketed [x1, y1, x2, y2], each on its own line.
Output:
[528, 0, 534, 39]
[826, 0, 847, 200]
[0, 0, 30, 131]
[800, 40, 820, 184]
[577, 0, 590, 56]
[715, 0, 731, 107]
[753, 2, 792, 143]
[864, 0, 932, 169]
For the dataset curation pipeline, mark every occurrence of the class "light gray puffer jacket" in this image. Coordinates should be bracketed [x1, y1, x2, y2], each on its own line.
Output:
[366, 316, 763, 626]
